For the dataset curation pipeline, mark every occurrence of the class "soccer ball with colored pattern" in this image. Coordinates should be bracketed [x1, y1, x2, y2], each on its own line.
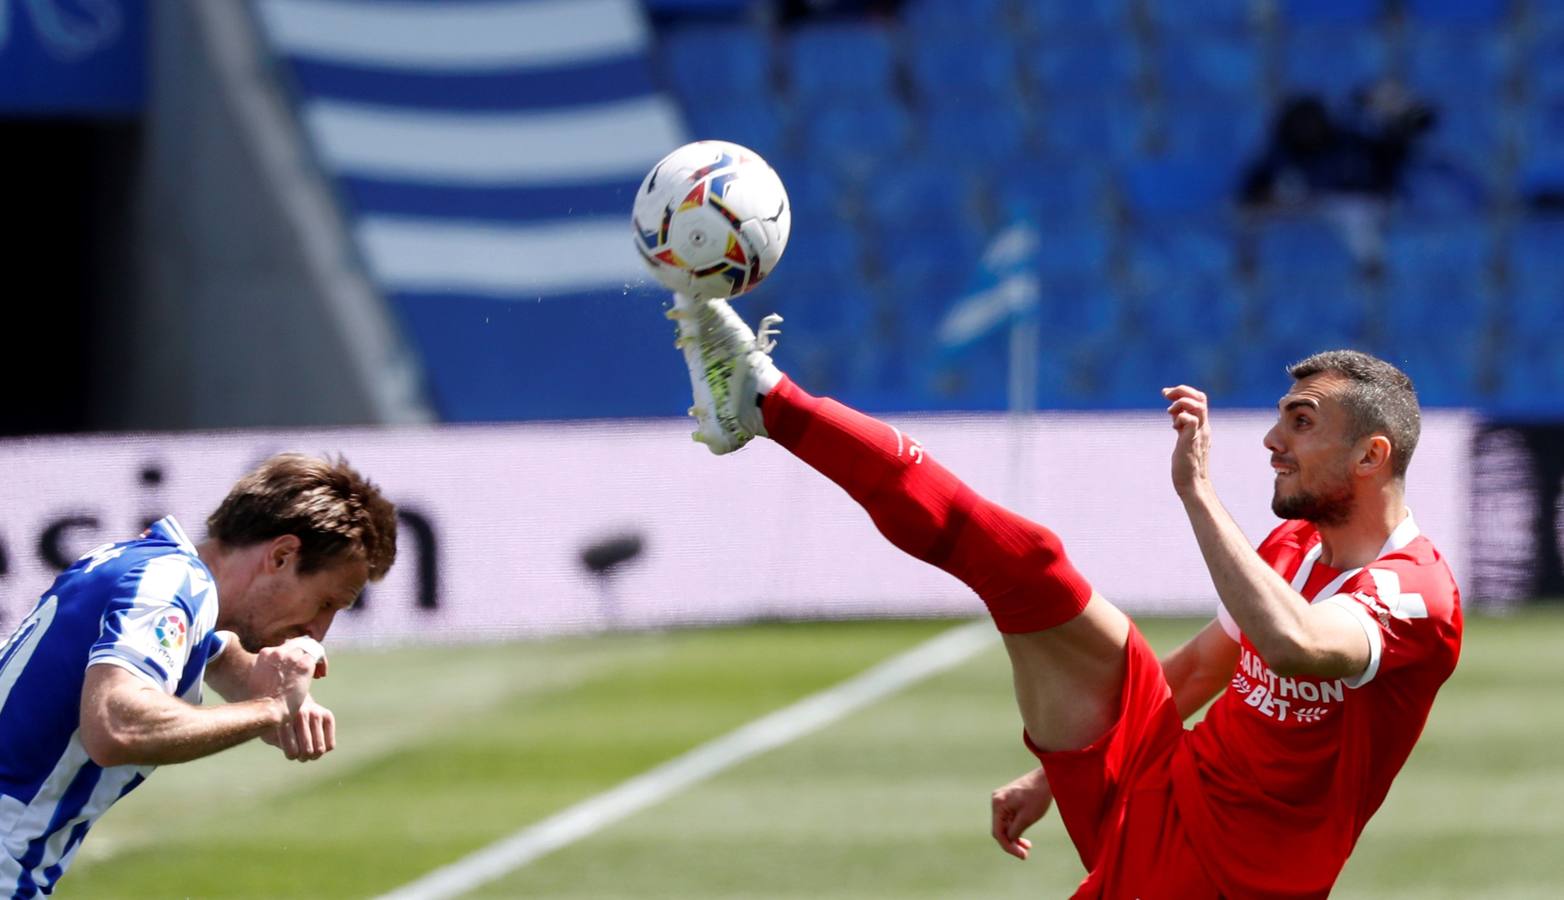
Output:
[631, 140, 791, 301]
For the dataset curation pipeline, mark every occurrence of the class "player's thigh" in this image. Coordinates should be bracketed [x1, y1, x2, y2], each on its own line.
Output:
[1001, 592, 1132, 752]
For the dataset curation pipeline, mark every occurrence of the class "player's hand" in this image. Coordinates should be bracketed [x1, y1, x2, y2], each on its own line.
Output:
[270, 697, 336, 762]
[991, 767, 1054, 860]
[247, 640, 325, 716]
[1164, 384, 1212, 498]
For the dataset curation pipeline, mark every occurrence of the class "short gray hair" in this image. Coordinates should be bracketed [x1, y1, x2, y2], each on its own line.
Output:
[1287, 350, 1421, 478]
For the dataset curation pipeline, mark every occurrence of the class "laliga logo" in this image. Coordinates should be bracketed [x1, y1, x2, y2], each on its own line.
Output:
[154, 613, 186, 652]
[0, 0, 123, 62]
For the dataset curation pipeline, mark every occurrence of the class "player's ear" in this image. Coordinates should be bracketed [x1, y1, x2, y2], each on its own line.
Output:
[266, 535, 302, 572]
[1356, 434, 1393, 477]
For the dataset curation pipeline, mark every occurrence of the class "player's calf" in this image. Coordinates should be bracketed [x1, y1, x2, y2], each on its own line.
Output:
[761, 378, 1093, 634]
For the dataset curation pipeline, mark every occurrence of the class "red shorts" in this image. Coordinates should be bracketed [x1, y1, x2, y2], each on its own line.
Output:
[1026, 622, 1219, 899]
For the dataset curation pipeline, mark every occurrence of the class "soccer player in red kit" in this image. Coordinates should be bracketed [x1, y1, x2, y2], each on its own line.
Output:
[667, 292, 1461, 899]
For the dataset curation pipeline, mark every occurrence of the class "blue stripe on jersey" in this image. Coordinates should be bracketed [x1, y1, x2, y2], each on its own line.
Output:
[14, 766, 101, 897]
[284, 53, 655, 112]
[40, 819, 90, 890]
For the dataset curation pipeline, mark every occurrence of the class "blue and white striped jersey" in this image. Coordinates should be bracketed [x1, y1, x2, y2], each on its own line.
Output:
[0, 516, 227, 897]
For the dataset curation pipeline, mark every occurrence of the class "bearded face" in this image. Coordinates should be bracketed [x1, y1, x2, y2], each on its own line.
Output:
[1271, 460, 1355, 526]
[1265, 374, 1362, 527]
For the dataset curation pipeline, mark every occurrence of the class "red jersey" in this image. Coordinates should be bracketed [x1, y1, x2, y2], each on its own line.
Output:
[1170, 515, 1463, 898]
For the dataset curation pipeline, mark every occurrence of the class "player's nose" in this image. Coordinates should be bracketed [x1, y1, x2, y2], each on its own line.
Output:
[307, 609, 338, 641]
[1262, 423, 1285, 453]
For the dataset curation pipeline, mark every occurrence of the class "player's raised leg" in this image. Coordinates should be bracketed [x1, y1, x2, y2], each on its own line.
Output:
[668, 292, 1132, 752]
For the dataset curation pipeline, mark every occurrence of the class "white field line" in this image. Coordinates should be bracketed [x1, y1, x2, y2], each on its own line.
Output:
[375, 620, 998, 900]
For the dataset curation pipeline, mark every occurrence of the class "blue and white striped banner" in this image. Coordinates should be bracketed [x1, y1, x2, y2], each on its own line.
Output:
[256, 0, 683, 295]
[253, 0, 690, 419]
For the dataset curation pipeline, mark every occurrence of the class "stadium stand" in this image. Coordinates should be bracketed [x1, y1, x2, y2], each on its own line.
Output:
[254, 0, 1558, 417]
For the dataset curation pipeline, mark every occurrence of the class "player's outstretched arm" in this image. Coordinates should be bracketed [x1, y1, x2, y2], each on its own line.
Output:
[80, 664, 286, 767]
[1163, 386, 1370, 680]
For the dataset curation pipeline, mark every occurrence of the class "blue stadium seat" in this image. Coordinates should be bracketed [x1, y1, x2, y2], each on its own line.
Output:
[1161, 101, 1267, 165]
[1155, 30, 1264, 103]
[682, 102, 785, 159]
[1424, 96, 1508, 166]
[1016, 0, 1132, 34]
[1251, 217, 1369, 338]
[882, 242, 978, 332]
[1404, 0, 1510, 24]
[659, 24, 772, 101]
[1281, 27, 1389, 96]
[762, 277, 884, 399]
[1384, 242, 1493, 337]
[763, 268, 877, 342]
[1397, 156, 1490, 220]
[901, 0, 1010, 37]
[996, 159, 1110, 225]
[1502, 283, 1564, 335]
[1026, 34, 1140, 100]
[921, 101, 1029, 170]
[1121, 156, 1236, 220]
[908, 34, 1021, 107]
[1495, 335, 1564, 413]
[1521, 98, 1564, 161]
[1507, 216, 1564, 286]
[1128, 226, 1235, 287]
[1125, 227, 1244, 339]
[1536, 3, 1564, 40]
[1396, 339, 1484, 406]
[1533, 32, 1564, 100]
[797, 101, 914, 175]
[859, 156, 986, 236]
[1385, 222, 1492, 290]
[1040, 96, 1148, 160]
[1038, 283, 1124, 340]
[768, 154, 855, 225]
[1516, 148, 1564, 206]
[1032, 227, 1112, 280]
[778, 217, 866, 287]
[1505, 218, 1564, 338]
[785, 23, 898, 103]
[1404, 27, 1509, 102]
[1027, 336, 1106, 408]
[1145, 0, 1257, 30]
[1253, 273, 1370, 339]
[1278, 0, 1383, 24]
[1134, 278, 1247, 342]
[1254, 216, 1358, 276]
[923, 332, 1014, 412]
[1105, 338, 1235, 407]
[1125, 224, 1246, 341]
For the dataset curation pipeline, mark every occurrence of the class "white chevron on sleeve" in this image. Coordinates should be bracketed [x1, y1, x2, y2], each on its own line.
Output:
[1368, 568, 1429, 620]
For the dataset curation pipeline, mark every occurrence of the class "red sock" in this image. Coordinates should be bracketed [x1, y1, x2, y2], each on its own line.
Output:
[762, 377, 1093, 634]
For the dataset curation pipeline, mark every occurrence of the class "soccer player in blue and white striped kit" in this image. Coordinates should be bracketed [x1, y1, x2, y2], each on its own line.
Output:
[0, 453, 397, 896]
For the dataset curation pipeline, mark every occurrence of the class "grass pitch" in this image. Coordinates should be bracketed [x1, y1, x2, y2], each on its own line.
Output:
[63, 609, 1564, 898]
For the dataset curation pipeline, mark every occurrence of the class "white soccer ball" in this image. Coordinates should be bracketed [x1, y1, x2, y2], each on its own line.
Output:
[631, 140, 791, 300]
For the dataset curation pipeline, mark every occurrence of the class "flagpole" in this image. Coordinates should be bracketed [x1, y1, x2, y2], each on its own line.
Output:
[1006, 294, 1039, 509]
